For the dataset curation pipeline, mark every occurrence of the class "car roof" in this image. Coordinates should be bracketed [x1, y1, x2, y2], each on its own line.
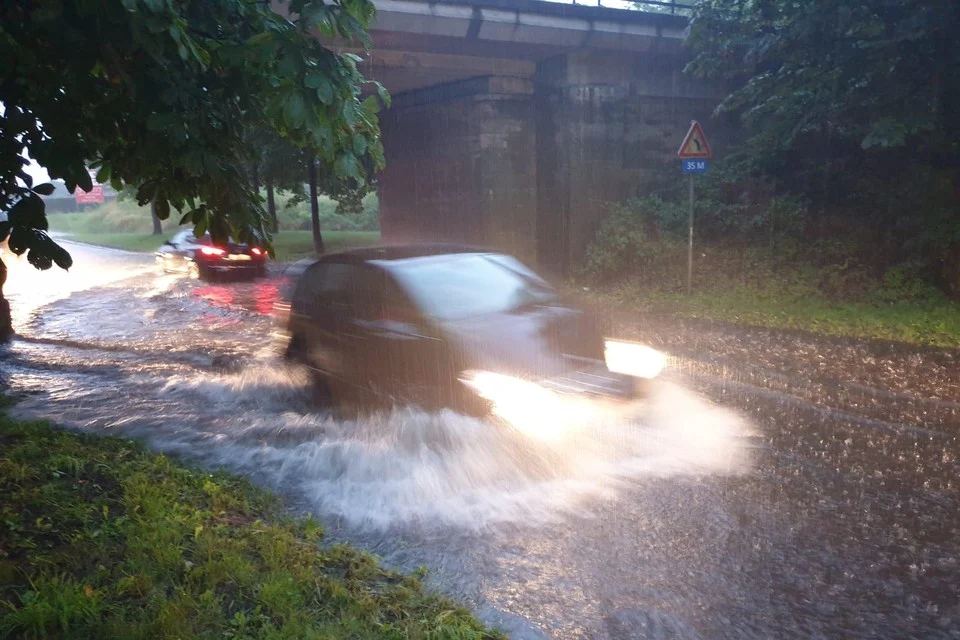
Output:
[313, 243, 493, 265]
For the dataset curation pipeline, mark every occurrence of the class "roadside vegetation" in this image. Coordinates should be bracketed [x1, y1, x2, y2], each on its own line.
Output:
[0, 398, 500, 639]
[576, 0, 960, 349]
[48, 194, 380, 261]
[48, 191, 379, 236]
[53, 230, 378, 261]
[581, 192, 960, 348]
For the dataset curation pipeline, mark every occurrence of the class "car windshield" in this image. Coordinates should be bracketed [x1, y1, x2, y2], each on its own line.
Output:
[383, 254, 556, 321]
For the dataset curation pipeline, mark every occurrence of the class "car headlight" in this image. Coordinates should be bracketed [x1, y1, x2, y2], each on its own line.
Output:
[604, 340, 666, 379]
[461, 370, 593, 441]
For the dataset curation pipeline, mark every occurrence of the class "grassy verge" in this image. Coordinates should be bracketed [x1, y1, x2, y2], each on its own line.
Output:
[58, 230, 380, 262]
[47, 194, 379, 236]
[589, 283, 960, 348]
[0, 406, 500, 639]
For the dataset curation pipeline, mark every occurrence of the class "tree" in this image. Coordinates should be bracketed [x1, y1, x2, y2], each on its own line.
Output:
[308, 155, 324, 254]
[0, 0, 388, 339]
[685, 0, 960, 289]
[151, 200, 163, 236]
[687, 0, 959, 164]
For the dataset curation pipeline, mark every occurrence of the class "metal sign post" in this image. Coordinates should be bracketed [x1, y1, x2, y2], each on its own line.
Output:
[688, 173, 694, 294]
[678, 122, 712, 295]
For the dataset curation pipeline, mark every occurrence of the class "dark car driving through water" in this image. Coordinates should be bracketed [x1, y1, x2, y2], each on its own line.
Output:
[156, 229, 267, 280]
[276, 244, 666, 425]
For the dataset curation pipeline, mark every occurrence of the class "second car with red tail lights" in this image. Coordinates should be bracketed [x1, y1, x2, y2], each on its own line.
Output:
[156, 229, 267, 280]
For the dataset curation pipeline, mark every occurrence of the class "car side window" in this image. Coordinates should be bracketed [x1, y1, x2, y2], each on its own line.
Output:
[294, 262, 352, 318]
[347, 266, 386, 322]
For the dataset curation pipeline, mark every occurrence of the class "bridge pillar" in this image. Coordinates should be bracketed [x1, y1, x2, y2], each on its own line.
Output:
[535, 50, 725, 276]
[378, 75, 538, 264]
[377, 50, 725, 274]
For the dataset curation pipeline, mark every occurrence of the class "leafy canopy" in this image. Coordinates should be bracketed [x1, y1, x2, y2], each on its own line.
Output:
[686, 0, 959, 162]
[0, 0, 389, 269]
[684, 0, 960, 288]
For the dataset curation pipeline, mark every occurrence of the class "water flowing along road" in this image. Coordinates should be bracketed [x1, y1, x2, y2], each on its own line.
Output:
[2, 242, 957, 639]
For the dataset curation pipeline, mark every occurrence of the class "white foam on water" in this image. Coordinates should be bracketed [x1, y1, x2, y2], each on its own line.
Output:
[148, 367, 754, 531]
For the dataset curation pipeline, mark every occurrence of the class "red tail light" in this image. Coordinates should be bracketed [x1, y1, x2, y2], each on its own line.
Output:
[200, 246, 225, 257]
[251, 247, 263, 256]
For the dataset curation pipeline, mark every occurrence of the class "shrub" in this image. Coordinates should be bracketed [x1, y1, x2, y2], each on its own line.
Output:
[274, 192, 379, 232]
[583, 196, 685, 283]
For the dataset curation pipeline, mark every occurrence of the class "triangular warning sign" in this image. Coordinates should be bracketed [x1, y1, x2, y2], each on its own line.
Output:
[678, 121, 712, 159]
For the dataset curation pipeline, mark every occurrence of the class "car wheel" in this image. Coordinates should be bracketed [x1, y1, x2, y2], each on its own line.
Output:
[310, 372, 343, 416]
[256, 265, 267, 279]
[284, 333, 307, 363]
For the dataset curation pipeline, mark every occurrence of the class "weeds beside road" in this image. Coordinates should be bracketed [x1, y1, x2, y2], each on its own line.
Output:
[0, 400, 501, 639]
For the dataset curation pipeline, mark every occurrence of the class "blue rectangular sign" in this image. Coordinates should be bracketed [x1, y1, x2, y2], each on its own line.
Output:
[682, 160, 708, 174]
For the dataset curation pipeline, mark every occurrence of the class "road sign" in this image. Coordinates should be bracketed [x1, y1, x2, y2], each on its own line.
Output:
[75, 169, 104, 205]
[677, 121, 712, 296]
[682, 159, 708, 174]
[678, 121, 712, 159]
[75, 185, 104, 205]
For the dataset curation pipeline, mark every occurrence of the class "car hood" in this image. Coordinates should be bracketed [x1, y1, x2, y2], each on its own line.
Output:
[438, 303, 606, 380]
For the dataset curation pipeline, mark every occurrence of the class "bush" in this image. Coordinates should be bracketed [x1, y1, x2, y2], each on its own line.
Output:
[583, 196, 686, 283]
[274, 192, 379, 232]
[48, 201, 155, 234]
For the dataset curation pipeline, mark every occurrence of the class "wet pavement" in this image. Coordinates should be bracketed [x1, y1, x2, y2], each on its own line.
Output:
[1, 243, 958, 639]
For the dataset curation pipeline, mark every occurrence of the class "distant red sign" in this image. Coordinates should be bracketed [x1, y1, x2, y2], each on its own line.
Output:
[75, 184, 104, 205]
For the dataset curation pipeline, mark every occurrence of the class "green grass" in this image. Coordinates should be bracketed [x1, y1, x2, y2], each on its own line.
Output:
[269, 230, 380, 261]
[58, 231, 380, 262]
[591, 283, 960, 348]
[0, 407, 502, 640]
[47, 193, 379, 237]
[58, 233, 174, 253]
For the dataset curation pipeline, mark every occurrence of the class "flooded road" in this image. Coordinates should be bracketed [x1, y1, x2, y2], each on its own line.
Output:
[2, 243, 958, 639]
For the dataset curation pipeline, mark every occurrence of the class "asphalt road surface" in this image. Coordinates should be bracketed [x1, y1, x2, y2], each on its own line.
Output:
[2, 242, 958, 639]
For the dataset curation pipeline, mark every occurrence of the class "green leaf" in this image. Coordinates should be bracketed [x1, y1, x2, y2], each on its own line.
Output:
[76, 168, 93, 194]
[16, 170, 33, 189]
[9, 193, 48, 231]
[95, 165, 111, 184]
[334, 152, 359, 180]
[342, 98, 358, 127]
[361, 94, 381, 116]
[284, 91, 308, 128]
[352, 135, 368, 157]
[373, 81, 391, 109]
[246, 32, 273, 47]
[305, 73, 334, 104]
[155, 198, 171, 221]
[33, 183, 56, 196]
[136, 182, 159, 206]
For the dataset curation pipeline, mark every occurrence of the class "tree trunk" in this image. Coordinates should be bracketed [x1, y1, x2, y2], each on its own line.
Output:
[308, 155, 324, 254]
[266, 180, 278, 232]
[151, 200, 163, 235]
[0, 257, 12, 342]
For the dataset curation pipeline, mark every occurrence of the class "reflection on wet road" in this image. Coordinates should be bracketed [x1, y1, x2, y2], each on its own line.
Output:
[1, 243, 958, 639]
